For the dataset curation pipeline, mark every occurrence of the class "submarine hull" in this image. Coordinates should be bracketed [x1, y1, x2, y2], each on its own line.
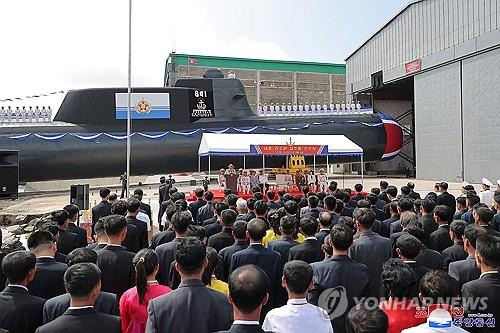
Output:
[0, 79, 403, 182]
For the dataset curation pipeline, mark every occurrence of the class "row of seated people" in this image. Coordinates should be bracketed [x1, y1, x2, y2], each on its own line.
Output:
[0, 106, 53, 123]
[0, 179, 499, 333]
[258, 102, 372, 116]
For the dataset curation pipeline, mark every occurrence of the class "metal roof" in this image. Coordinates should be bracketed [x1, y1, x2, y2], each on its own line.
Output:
[345, 0, 424, 61]
[169, 53, 346, 75]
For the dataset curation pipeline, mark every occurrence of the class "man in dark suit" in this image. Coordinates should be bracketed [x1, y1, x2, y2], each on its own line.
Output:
[454, 196, 468, 220]
[461, 193, 481, 225]
[405, 223, 443, 270]
[126, 197, 149, 250]
[204, 202, 229, 239]
[27, 230, 68, 299]
[369, 187, 387, 210]
[219, 221, 248, 282]
[188, 188, 206, 222]
[215, 265, 270, 333]
[299, 195, 323, 219]
[96, 215, 135, 298]
[389, 198, 414, 236]
[230, 218, 282, 316]
[315, 211, 333, 244]
[110, 199, 140, 253]
[64, 204, 88, 247]
[389, 211, 418, 257]
[268, 217, 300, 262]
[156, 210, 191, 285]
[348, 208, 391, 297]
[462, 234, 500, 328]
[197, 191, 215, 224]
[418, 198, 438, 243]
[381, 202, 399, 238]
[0, 250, 45, 333]
[378, 181, 390, 204]
[267, 191, 282, 210]
[366, 193, 386, 222]
[407, 182, 421, 200]
[147, 237, 232, 332]
[133, 188, 152, 223]
[91, 187, 112, 233]
[239, 197, 257, 222]
[394, 234, 430, 297]
[87, 219, 108, 251]
[437, 182, 456, 212]
[208, 209, 237, 252]
[474, 206, 500, 236]
[382, 185, 398, 218]
[51, 210, 80, 256]
[42, 248, 118, 323]
[428, 205, 454, 252]
[35, 263, 121, 333]
[449, 224, 487, 290]
[288, 216, 323, 264]
[309, 224, 370, 333]
[442, 220, 468, 270]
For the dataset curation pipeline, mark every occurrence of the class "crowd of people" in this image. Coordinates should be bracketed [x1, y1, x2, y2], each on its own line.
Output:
[1, 176, 500, 333]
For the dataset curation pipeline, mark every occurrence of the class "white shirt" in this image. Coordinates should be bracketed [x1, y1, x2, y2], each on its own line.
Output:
[68, 306, 94, 310]
[479, 270, 498, 279]
[8, 284, 28, 291]
[137, 211, 152, 231]
[233, 320, 260, 325]
[479, 189, 494, 207]
[262, 298, 333, 333]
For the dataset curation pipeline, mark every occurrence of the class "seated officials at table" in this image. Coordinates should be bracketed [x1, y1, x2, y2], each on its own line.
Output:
[27, 230, 68, 299]
[35, 263, 121, 333]
[0, 251, 45, 333]
[96, 215, 136, 298]
[43, 248, 119, 323]
[214, 265, 270, 333]
[120, 249, 171, 333]
[146, 237, 232, 333]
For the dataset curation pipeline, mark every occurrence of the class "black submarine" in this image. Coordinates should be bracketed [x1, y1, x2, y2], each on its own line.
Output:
[0, 71, 403, 182]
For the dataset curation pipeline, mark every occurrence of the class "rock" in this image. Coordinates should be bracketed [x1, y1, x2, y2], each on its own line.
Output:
[23, 225, 35, 233]
[15, 215, 28, 225]
[1, 229, 25, 253]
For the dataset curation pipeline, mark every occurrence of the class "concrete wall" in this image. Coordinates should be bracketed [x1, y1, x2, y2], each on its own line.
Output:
[414, 62, 463, 182]
[176, 65, 346, 112]
[462, 47, 500, 182]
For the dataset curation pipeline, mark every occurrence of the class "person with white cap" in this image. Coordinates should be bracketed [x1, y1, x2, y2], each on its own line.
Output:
[480, 178, 494, 207]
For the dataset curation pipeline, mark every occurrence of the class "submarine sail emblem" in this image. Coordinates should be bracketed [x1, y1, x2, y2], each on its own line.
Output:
[135, 98, 151, 114]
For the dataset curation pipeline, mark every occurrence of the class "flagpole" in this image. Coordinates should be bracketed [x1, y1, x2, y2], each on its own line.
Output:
[126, 0, 132, 198]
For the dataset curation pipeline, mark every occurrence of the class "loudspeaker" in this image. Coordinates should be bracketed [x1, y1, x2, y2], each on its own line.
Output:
[70, 184, 89, 210]
[0, 150, 19, 200]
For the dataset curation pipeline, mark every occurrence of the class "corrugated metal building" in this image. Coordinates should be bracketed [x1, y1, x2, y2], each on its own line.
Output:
[165, 53, 346, 112]
[346, 0, 500, 183]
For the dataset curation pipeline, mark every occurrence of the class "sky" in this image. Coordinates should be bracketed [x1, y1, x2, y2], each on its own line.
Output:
[0, 0, 409, 106]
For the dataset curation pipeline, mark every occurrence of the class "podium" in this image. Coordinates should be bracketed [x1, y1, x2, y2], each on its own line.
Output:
[225, 174, 238, 193]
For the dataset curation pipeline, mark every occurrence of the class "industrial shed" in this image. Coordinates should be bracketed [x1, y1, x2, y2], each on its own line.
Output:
[346, 0, 500, 182]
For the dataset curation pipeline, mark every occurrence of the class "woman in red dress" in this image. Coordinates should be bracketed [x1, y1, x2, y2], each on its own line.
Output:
[119, 249, 172, 333]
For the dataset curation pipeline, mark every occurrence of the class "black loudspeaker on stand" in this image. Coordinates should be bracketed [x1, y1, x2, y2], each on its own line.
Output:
[70, 184, 89, 210]
[0, 150, 19, 200]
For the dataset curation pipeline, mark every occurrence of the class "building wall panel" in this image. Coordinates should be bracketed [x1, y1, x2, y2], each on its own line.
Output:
[414, 62, 463, 181]
[461, 47, 500, 182]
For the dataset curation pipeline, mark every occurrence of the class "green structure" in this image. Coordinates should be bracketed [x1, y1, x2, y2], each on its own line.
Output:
[165, 53, 346, 111]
